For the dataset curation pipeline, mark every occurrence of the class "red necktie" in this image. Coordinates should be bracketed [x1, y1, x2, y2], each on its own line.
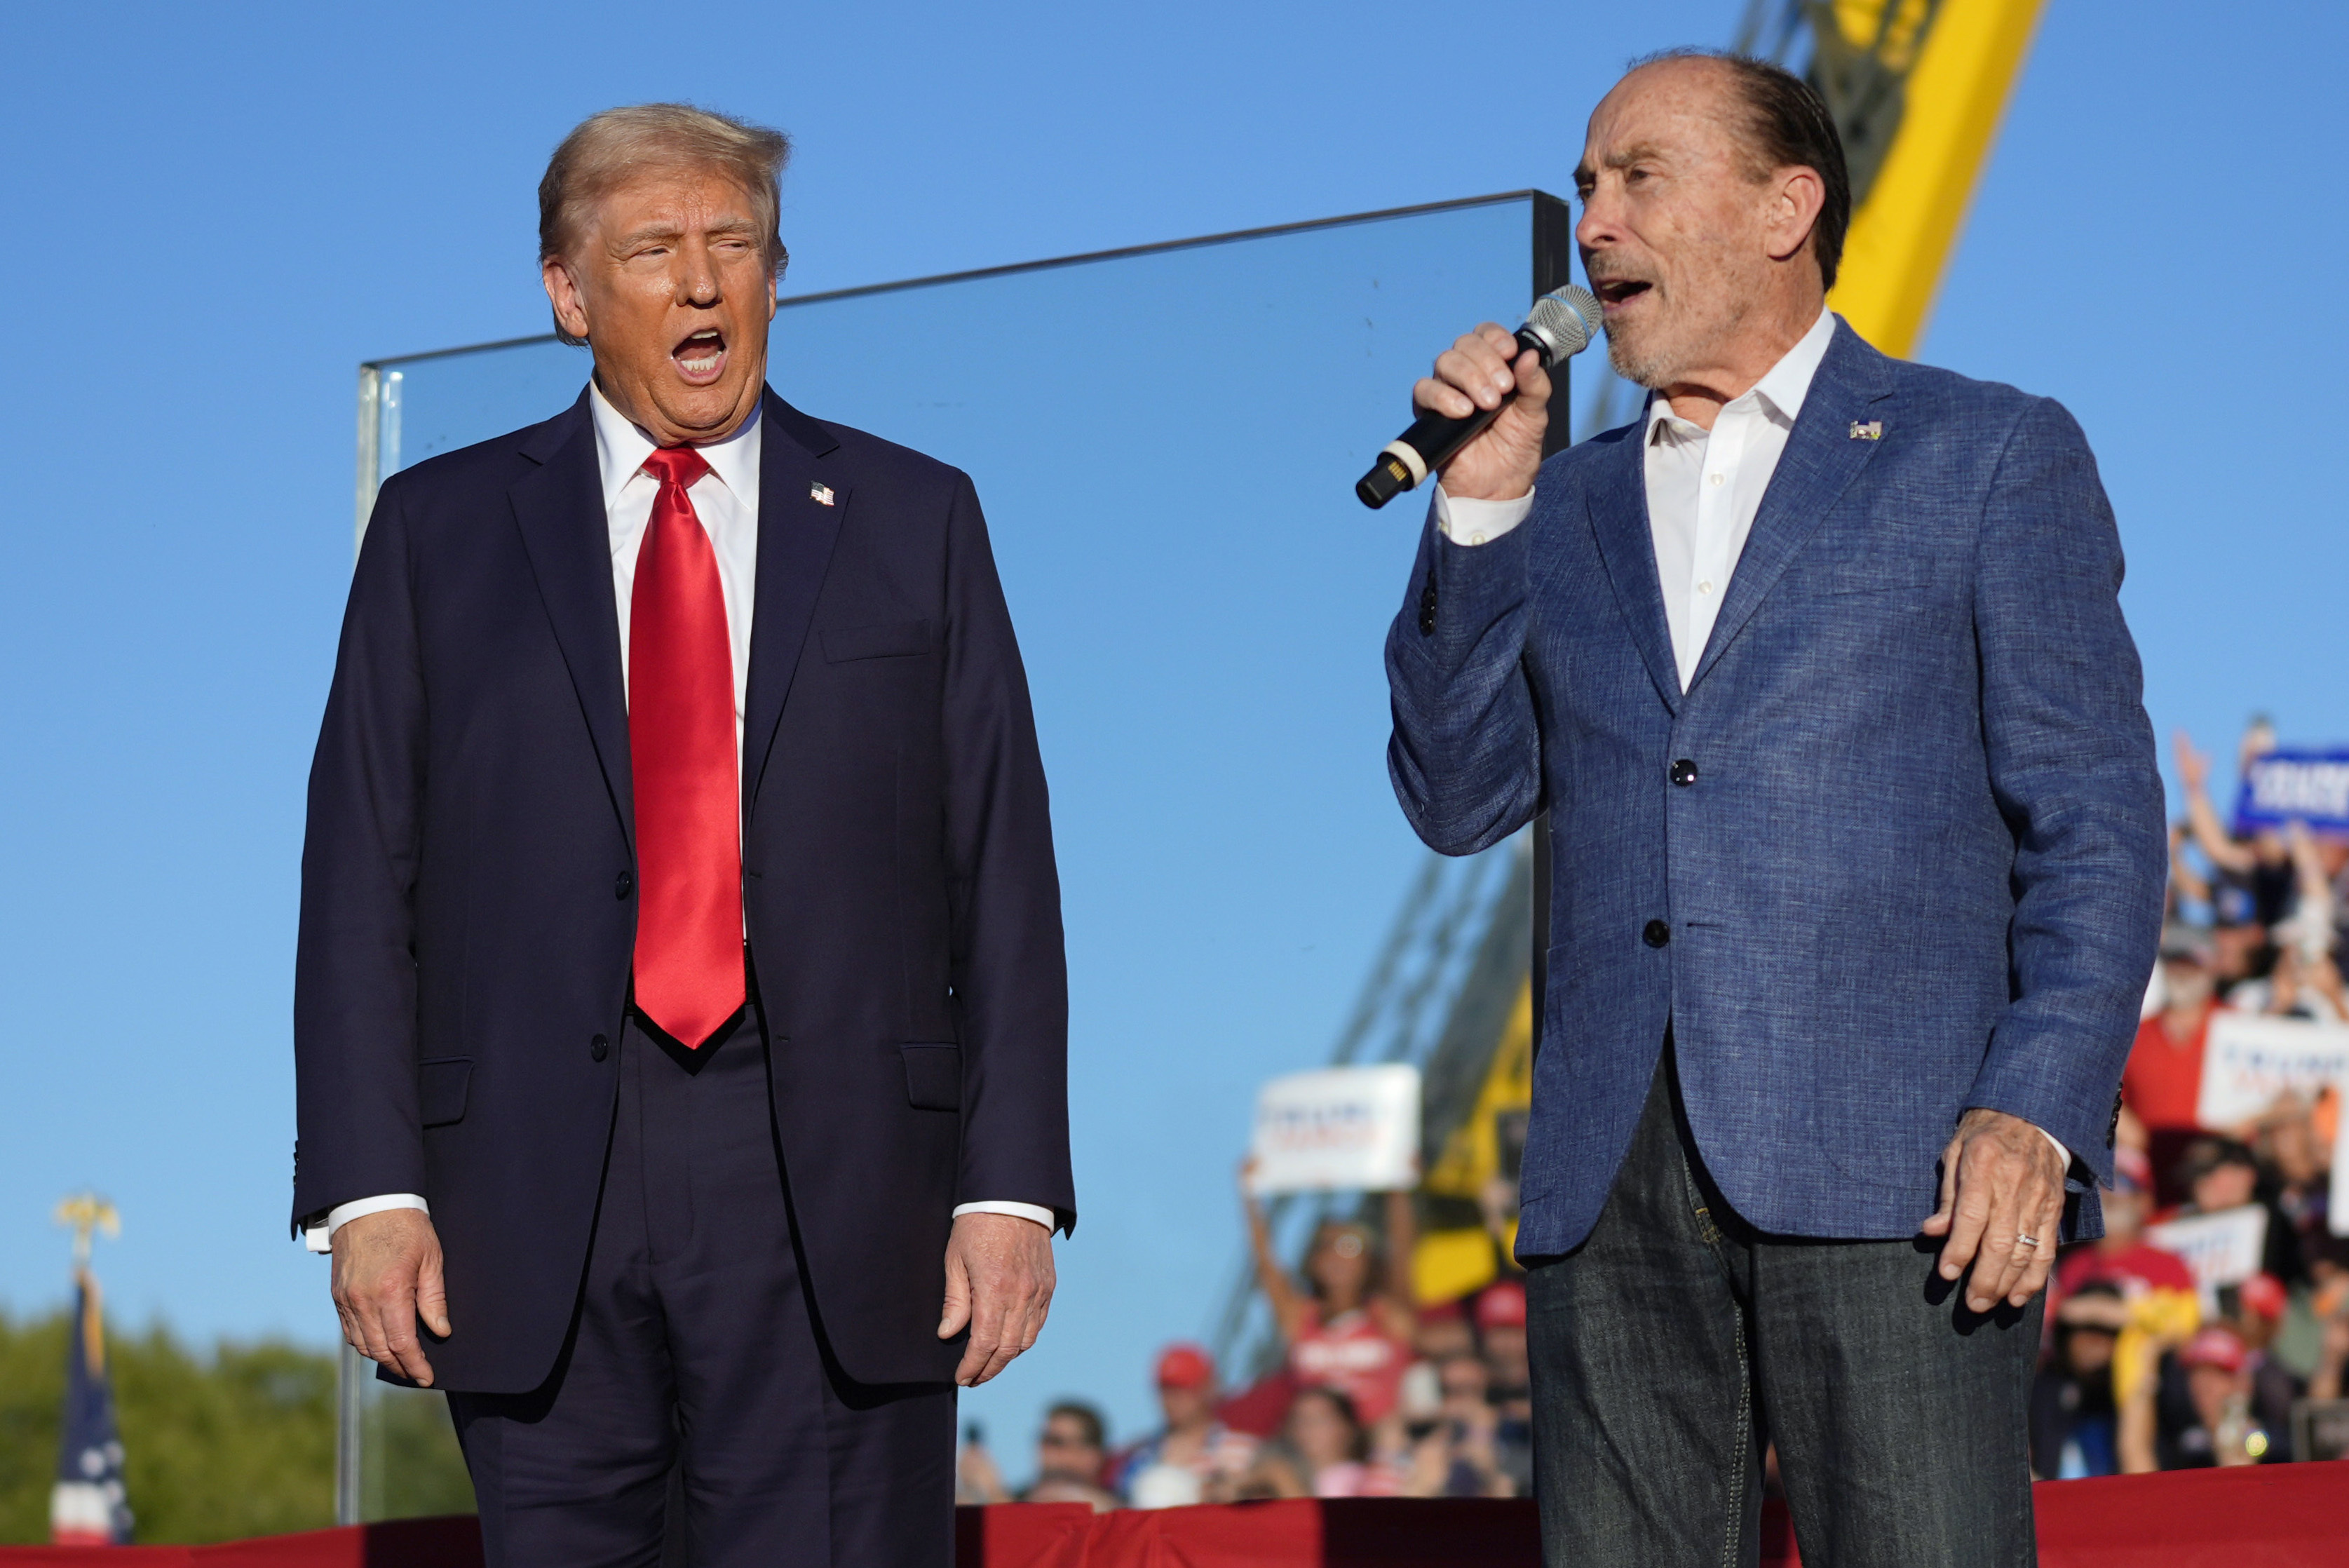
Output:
[628, 447, 743, 1048]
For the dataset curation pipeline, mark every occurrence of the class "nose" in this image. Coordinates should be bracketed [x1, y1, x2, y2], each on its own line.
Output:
[678, 242, 719, 307]
[1574, 184, 1621, 254]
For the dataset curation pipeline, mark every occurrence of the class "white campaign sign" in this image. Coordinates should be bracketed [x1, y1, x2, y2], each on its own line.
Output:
[2144, 1206, 2270, 1316]
[2193, 1011, 2349, 1130]
[2331, 1103, 2349, 1238]
[1248, 1065, 1422, 1195]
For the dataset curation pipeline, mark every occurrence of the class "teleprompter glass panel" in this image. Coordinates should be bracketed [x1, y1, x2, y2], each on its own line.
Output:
[349, 195, 1559, 1498]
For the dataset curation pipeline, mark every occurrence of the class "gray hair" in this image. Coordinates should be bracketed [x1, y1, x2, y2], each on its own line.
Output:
[538, 103, 792, 345]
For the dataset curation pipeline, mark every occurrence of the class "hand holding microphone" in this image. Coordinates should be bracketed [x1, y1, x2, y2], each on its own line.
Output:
[1355, 285, 1600, 508]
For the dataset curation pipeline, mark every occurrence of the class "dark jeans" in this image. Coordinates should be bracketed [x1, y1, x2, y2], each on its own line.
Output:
[447, 1011, 956, 1568]
[1524, 1043, 2040, 1568]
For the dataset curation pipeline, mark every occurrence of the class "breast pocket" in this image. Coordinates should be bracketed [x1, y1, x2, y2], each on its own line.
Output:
[823, 620, 937, 662]
[1811, 566, 1937, 597]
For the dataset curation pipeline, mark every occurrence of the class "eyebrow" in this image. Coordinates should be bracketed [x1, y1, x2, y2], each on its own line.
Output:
[1573, 141, 1669, 191]
[609, 214, 761, 248]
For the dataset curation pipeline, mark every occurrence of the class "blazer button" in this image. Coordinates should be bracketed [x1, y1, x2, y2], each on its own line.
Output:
[590, 1034, 610, 1062]
[1643, 919, 1671, 948]
[615, 871, 633, 900]
[1671, 759, 1698, 787]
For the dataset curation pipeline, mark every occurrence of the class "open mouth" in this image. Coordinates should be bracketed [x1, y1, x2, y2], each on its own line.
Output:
[673, 327, 727, 383]
[1591, 277, 1653, 313]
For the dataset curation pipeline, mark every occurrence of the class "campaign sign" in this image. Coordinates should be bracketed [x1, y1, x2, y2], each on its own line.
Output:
[2233, 746, 2349, 833]
[1248, 1065, 1421, 1195]
[2194, 1011, 2349, 1130]
[2331, 1100, 2349, 1238]
[2144, 1206, 2270, 1316]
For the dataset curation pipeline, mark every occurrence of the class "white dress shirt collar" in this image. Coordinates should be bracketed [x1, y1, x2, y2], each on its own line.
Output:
[1645, 306, 1837, 445]
[588, 377, 763, 511]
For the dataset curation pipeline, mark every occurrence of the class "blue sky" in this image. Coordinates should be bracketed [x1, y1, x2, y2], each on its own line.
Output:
[1, 0, 2345, 1475]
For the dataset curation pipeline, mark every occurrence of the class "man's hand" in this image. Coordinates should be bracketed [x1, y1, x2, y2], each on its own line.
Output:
[1411, 323, 1550, 501]
[937, 1212, 1054, 1388]
[1919, 1108, 2067, 1313]
[330, 1208, 450, 1387]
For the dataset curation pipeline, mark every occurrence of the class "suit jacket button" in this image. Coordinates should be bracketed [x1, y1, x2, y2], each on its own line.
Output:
[1671, 759, 1698, 787]
[590, 1034, 610, 1062]
[1643, 919, 1671, 948]
[615, 871, 633, 900]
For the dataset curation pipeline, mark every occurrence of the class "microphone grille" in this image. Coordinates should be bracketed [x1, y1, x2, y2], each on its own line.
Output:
[1524, 285, 1602, 358]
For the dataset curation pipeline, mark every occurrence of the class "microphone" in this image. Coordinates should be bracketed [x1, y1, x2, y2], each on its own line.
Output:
[1355, 285, 1602, 509]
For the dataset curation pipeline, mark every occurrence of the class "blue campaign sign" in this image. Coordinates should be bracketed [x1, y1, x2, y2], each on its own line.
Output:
[2234, 747, 2349, 833]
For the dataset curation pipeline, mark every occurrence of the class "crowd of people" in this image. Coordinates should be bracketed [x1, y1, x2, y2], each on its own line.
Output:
[963, 720, 2349, 1507]
[2030, 725, 2349, 1477]
[958, 1168, 1536, 1509]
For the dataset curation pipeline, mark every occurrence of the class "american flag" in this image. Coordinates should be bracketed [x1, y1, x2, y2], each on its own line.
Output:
[50, 1267, 133, 1546]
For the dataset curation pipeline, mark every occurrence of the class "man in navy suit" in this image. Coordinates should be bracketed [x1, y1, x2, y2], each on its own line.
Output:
[1386, 53, 2163, 1567]
[294, 104, 1071, 1567]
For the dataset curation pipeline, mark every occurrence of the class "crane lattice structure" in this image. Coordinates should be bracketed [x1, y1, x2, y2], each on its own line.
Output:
[1208, 837, 1531, 1379]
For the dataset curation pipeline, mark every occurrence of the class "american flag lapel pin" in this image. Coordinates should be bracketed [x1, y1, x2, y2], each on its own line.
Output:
[1848, 420, 1883, 441]
[809, 481, 835, 506]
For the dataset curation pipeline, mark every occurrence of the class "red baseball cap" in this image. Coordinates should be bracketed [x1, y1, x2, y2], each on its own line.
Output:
[1155, 1343, 1215, 1390]
[1474, 1281, 1527, 1330]
[2239, 1272, 2289, 1323]
[2178, 1327, 2248, 1373]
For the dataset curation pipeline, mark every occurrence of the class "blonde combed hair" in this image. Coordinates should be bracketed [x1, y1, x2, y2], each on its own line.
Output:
[538, 103, 792, 345]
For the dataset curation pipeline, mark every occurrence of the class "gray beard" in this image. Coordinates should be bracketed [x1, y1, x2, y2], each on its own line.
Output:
[1604, 329, 1670, 391]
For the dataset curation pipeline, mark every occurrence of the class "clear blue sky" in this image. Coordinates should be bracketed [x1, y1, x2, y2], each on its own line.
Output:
[2, 0, 2345, 1472]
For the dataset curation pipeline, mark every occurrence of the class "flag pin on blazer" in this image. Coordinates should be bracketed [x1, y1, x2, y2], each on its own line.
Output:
[808, 482, 836, 506]
[1848, 420, 1883, 441]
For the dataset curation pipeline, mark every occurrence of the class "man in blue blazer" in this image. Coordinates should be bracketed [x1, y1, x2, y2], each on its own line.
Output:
[1386, 54, 2162, 1567]
[293, 105, 1071, 1567]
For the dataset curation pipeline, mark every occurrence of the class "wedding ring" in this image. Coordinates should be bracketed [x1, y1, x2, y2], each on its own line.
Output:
[2015, 1232, 2041, 1248]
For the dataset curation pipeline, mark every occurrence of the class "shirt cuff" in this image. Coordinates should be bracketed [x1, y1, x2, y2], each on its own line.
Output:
[2040, 1128, 2071, 1173]
[1433, 483, 1535, 546]
[302, 1194, 429, 1254]
[952, 1201, 1056, 1231]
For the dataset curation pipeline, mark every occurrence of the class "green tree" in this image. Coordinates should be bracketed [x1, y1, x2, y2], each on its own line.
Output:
[0, 1308, 471, 1545]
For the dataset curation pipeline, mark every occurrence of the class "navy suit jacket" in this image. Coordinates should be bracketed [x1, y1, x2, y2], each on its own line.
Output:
[1386, 322, 2165, 1257]
[294, 386, 1072, 1392]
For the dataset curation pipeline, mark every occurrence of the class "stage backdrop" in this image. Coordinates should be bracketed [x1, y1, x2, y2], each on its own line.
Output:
[346, 193, 1569, 1506]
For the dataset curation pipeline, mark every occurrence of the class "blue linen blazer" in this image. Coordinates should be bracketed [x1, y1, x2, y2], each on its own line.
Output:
[1386, 320, 2165, 1255]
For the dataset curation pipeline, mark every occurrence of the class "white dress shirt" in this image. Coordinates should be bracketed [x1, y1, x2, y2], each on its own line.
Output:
[305, 382, 1052, 1249]
[1433, 309, 2072, 1176]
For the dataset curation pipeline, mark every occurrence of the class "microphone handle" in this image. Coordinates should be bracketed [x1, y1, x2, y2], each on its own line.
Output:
[1355, 327, 1546, 510]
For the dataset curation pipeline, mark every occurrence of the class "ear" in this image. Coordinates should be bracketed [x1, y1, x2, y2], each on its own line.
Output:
[543, 255, 592, 341]
[1764, 165, 1826, 269]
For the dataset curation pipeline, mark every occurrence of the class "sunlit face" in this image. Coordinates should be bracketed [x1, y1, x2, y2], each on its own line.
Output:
[1157, 1381, 1211, 1431]
[1307, 1224, 1372, 1301]
[1287, 1391, 1356, 1470]
[1036, 1414, 1102, 1482]
[2192, 1162, 2258, 1212]
[543, 168, 778, 446]
[2163, 958, 2214, 1011]
[2063, 1326, 2116, 1377]
[1573, 59, 1792, 389]
[2186, 1362, 2248, 1433]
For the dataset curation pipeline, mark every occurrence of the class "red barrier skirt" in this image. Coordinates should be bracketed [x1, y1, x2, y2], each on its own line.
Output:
[4, 1469, 2341, 1567]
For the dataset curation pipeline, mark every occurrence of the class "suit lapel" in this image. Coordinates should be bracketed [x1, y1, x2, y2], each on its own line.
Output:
[1583, 418, 1681, 714]
[510, 391, 636, 847]
[742, 388, 846, 821]
[1685, 321, 1895, 694]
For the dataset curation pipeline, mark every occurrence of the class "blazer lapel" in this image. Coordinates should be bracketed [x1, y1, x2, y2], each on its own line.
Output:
[1583, 418, 1681, 714]
[510, 391, 635, 846]
[1685, 320, 1895, 694]
[742, 388, 846, 820]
